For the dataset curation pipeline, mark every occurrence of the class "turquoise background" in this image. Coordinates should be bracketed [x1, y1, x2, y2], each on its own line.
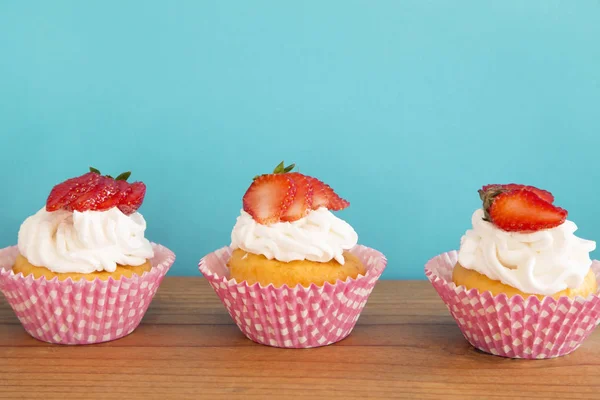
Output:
[1, 1, 599, 279]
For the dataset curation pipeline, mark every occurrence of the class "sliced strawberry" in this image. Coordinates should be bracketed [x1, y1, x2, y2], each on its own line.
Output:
[243, 174, 296, 224]
[324, 185, 350, 210]
[482, 184, 554, 204]
[309, 177, 328, 209]
[118, 181, 146, 215]
[488, 188, 567, 232]
[281, 173, 313, 222]
[68, 179, 103, 212]
[91, 177, 122, 211]
[68, 176, 120, 212]
[116, 180, 132, 203]
[309, 177, 350, 211]
[244, 162, 351, 223]
[46, 169, 147, 214]
[46, 172, 102, 212]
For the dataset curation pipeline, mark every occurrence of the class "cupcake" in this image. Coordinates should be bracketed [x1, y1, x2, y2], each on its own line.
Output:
[0, 168, 175, 344]
[426, 184, 600, 359]
[199, 162, 386, 348]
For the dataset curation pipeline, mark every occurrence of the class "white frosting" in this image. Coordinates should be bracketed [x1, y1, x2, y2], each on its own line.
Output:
[18, 207, 154, 274]
[230, 208, 358, 264]
[458, 209, 596, 296]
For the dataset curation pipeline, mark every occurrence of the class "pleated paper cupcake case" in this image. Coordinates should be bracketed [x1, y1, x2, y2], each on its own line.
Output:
[425, 251, 600, 359]
[199, 245, 387, 348]
[0, 243, 175, 345]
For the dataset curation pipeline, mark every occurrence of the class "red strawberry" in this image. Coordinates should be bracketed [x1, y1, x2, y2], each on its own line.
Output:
[118, 181, 146, 215]
[244, 161, 351, 224]
[46, 168, 146, 214]
[310, 177, 328, 209]
[488, 188, 567, 232]
[69, 176, 120, 212]
[92, 177, 122, 211]
[243, 174, 296, 224]
[116, 180, 132, 203]
[309, 177, 350, 211]
[482, 184, 554, 204]
[281, 173, 313, 222]
[46, 172, 102, 212]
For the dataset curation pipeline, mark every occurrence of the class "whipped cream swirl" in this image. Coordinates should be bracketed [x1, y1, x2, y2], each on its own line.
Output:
[18, 207, 154, 274]
[231, 208, 358, 264]
[458, 209, 596, 296]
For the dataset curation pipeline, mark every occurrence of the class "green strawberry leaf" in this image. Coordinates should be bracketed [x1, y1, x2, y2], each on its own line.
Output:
[116, 171, 132, 181]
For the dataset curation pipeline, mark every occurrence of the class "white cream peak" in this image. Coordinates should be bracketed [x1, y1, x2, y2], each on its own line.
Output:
[458, 209, 596, 296]
[231, 207, 358, 264]
[18, 207, 154, 274]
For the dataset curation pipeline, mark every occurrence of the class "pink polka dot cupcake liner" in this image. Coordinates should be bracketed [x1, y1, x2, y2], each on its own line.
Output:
[426, 251, 600, 359]
[199, 245, 387, 348]
[0, 243, 175, 345]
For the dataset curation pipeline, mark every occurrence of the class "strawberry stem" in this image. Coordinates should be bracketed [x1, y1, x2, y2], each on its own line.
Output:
[115, 171, 131, 181]
[273, 161, 285, 174]
[283, 164, 295, 173]
[89, 167, 131, 181]
[254, 161, 296, 180]
[273, 161, 295, 174]
[479, 186, 507, 221]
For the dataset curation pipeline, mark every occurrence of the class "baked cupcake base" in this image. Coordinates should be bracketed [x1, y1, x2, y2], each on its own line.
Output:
[227, 249, 365, 288]
[200, 245, 386, 348]
[426, 251, 600, 359]
[0, 244, 175, 345]
[452, 262, 598, 300]
[12, 254, 152, 281]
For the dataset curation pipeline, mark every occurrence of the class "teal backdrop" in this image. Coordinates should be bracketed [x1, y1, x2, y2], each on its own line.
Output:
[1, 1, 599, 279]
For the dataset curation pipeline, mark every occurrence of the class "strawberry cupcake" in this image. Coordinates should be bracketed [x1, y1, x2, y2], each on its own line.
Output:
[0, 168, 175, 344]
[199, 162, 386, 348]
[426, 184, 600, 359]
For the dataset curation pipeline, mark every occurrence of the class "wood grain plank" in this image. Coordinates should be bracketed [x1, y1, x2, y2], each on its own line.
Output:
[0, 278, 598, 399]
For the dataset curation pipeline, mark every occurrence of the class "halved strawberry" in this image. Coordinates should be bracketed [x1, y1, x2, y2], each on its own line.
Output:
[118, 181, 146, 215]
[482, 184, 554, 204]
[281, 173, 313, 222]
[488, 188, 567, 232]
[243, 174, 296, 224]
[309, 177, 350, 211]
[46, 172, 102, 212]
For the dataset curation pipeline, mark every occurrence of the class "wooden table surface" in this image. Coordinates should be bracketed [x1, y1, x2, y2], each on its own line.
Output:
[1, 278, 599, 399]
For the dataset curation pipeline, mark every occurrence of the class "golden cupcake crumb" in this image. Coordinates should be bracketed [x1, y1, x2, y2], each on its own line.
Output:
[12, 254, 152, 281]
[452, 262, 598, 300]
[227, 249, 366, 288]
